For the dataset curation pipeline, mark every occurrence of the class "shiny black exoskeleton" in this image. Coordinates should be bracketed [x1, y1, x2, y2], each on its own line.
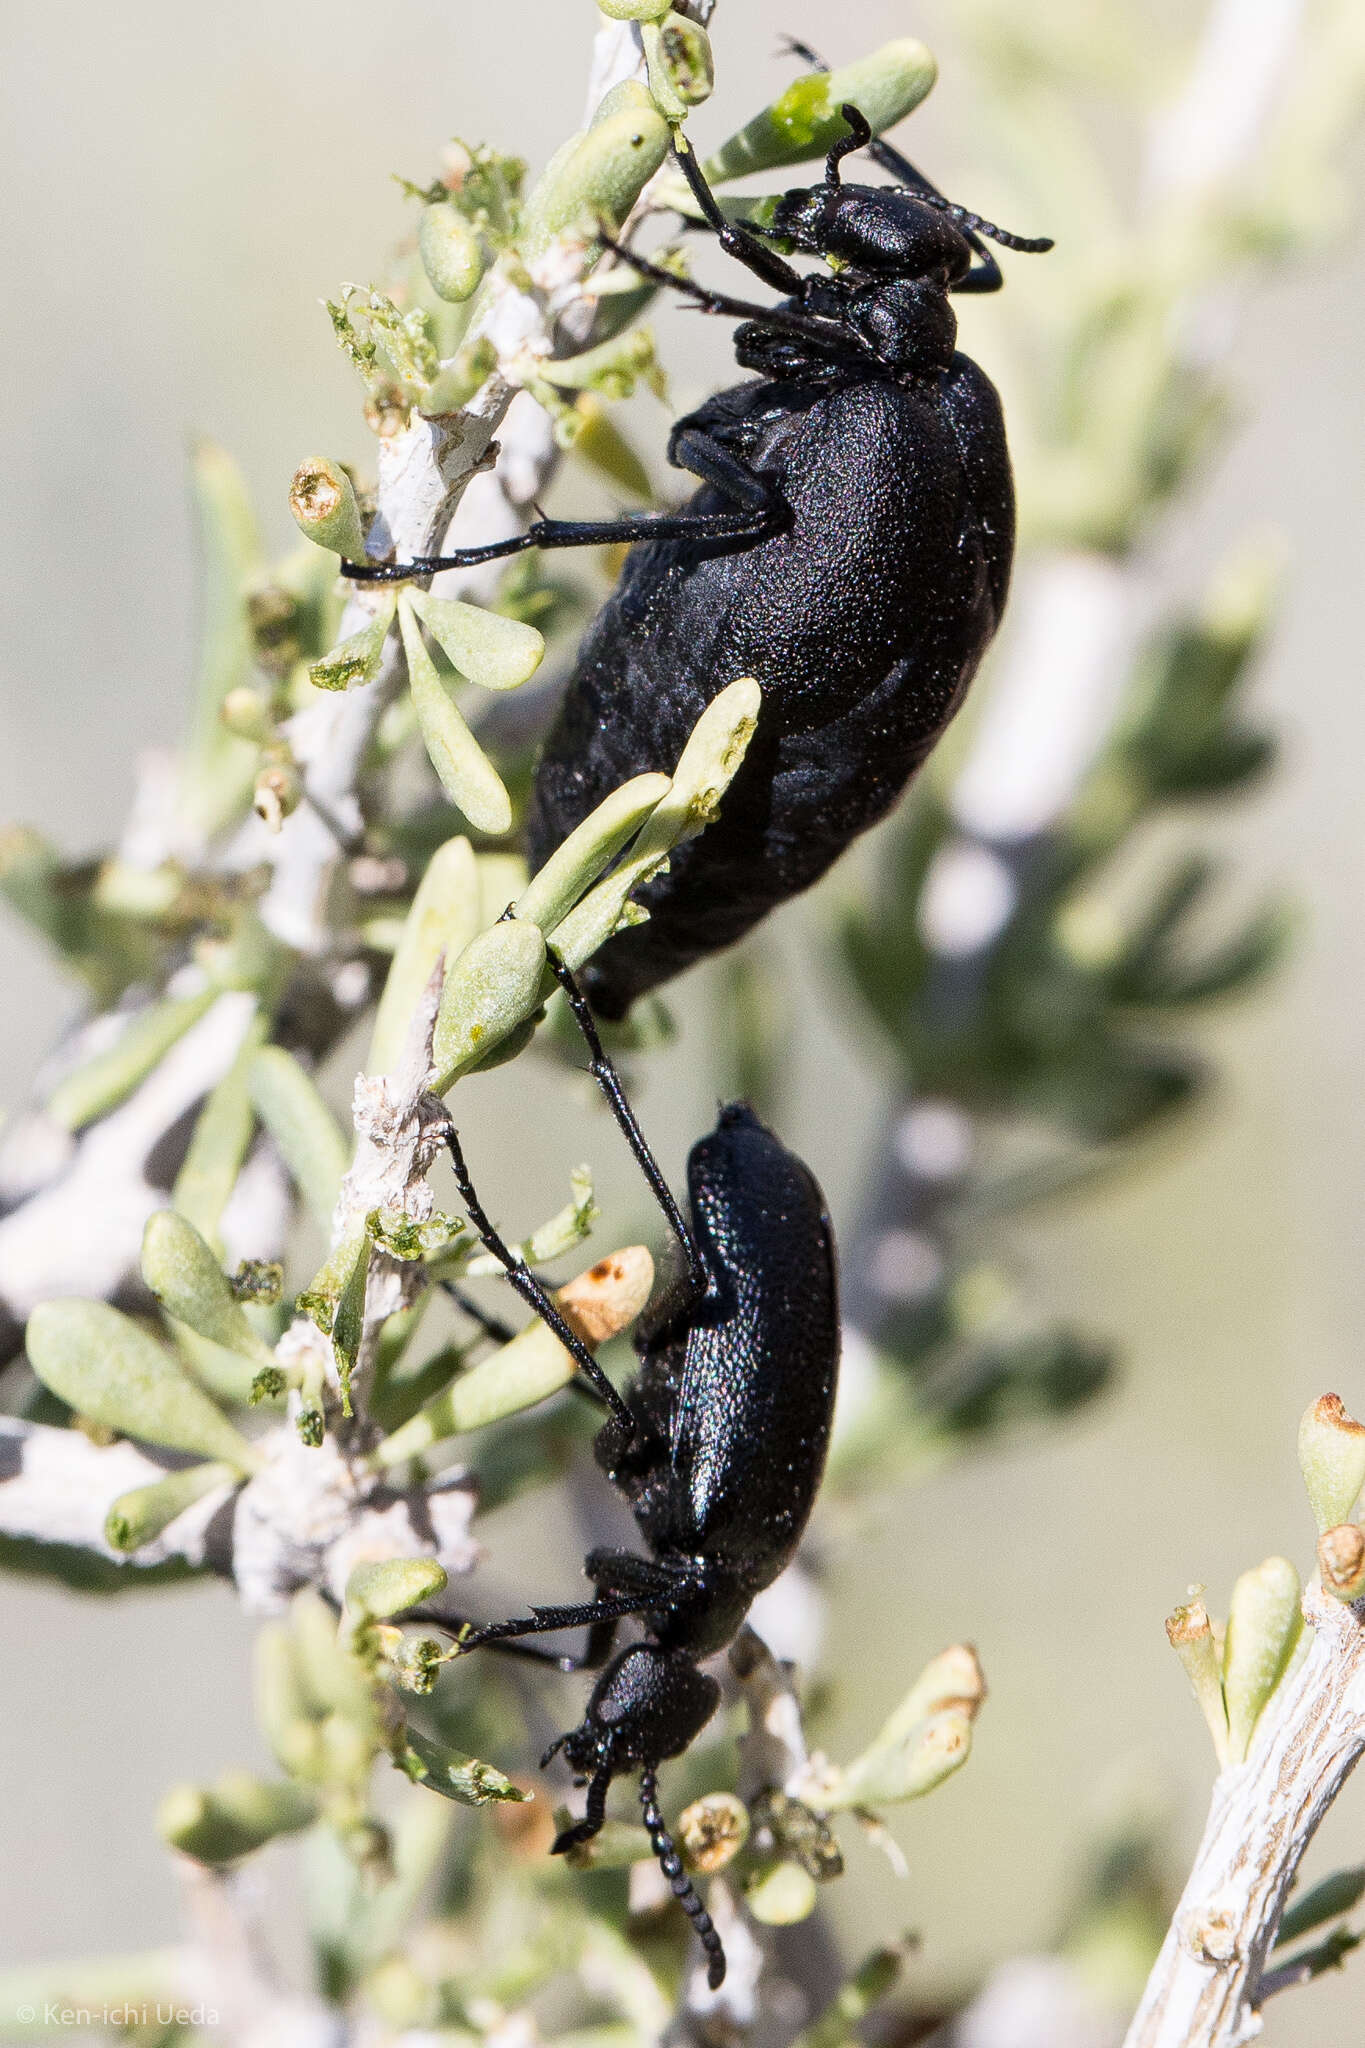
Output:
[436, 964, 839, 1988]
[343, 70, 1051, 1017]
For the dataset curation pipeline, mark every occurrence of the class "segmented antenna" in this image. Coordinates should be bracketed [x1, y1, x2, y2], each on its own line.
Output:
[639, 1768, 727, 1990]
[916, 191, 1054, 254]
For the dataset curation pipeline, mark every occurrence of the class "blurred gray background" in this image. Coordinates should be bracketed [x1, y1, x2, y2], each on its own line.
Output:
[1, 2, 1363, 2039]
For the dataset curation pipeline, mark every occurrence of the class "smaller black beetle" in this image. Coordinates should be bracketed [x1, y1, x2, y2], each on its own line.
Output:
[432, 958, 839, 1988]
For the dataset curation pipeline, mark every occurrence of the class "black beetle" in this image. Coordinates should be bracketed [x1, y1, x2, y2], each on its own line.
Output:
[344, 83, 1051, 1016]
[430, 955, 840, 1988]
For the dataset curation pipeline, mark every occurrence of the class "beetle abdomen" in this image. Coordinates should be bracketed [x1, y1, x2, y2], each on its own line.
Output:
[526, 361, 1013, 1016]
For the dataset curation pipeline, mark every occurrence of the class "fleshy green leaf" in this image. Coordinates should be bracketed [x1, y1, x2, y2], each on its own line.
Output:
[398, 597, 512, 834]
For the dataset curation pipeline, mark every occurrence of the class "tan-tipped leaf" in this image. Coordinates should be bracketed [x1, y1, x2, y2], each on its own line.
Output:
[551, 677, 761, 968]
[703, 39, 937, 184]
[1298, 1393, 1365, 1534]
[514, 773, 670, 935]
[399, 597, 511, 834]
[368, 836, 481, 1077]
[1222, 1556, 1303, 1764]
[158, 1771, 318, 1865]
[141, 1209, 275, 1366]
[105, 1461, 240, 1553]
[1166, 1596, 1230, 1765]
[346, 1556, 449, 1620]
[405, 588, 545, 692]
[431, 917, 547, 1091]
[247, 1046, 350, 1228]
[26, 1301, 258, 1470]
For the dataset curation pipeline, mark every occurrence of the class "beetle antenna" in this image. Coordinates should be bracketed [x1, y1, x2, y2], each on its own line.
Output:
[916, 190, 1054, 254]
[826, 103, 872, 186]
[543, 947, 708, 1300]
[640, 1767, 727, 1989]
[551, 1765, 613, 1853]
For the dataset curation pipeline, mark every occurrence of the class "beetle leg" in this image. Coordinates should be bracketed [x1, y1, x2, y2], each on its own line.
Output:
[439, 1121, 637, 1433]
[640, 1766, 727, 1988]
[458, 1589, 653, 1655]
[543, 948, 708, 1302]
[438, 1279, 517, 1348]
[670, 136, 804, 294]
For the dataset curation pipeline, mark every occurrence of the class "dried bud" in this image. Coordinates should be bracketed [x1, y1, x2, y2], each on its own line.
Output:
[1319, 1524, 1365, 1602]
[289, 457, 366, 559]
[678, 1792, 749, 1874]
[254, 762, 301, 833]
[1298, 1393, 1365, 1533]
[1165, 1594, 1229, 1765]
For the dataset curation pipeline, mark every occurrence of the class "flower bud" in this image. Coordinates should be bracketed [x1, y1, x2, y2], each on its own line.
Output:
[26, 1299, 257, 1470]
[289, 457, 366, 559]
[704, 39, 937, 184]
[1165, 1594, 1229, 1764]
[254, 762, 301, 833]
[1319, 1524, 1365, 1602]
[345, 1555, 449, 1621]
[418, 201, 484, 304]
[141, 1209, 276, 1366]
[1222, 1556, 1303, 1764]
[746, 1860, 817, 1925]
[678, 1792, 748, 1873]
[1298, 1393, 1365, 1533]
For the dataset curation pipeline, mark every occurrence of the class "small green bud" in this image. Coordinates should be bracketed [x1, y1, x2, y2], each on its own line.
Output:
[296, 1405, 325, 1448]
[1166, 1595, 1230, 1765]
[1319, 1524, 1365, 1603]
[253, 762, 301, 833]
[221, 686, 272, 741]
[522, 84, 671, 257]
[26, 1300, 258, 1470]
[1222, 1556, 1303, 1764]
[249, 1365, 287, 1405]
[678, 1792, 748, 1873]
[642, 14, 714, 123]
[310, 591, 398, 692]
[746, 1860, 817, 1925]
[1298, 1393, 1365, 1534]
[388, 1634, 446, 1695]
[289, 457, 366, 559]
[368, 834, 481, 1077]
[431, 917, 548, 1090]
[402, 1727, 530, 1806]
[158, 1771, 317, 1865]
[704, 39, 937, 184]
[418, 201, 484, 303]
[104, 1461, 240, 1553]
[515, 773, 669, 936]
[404, 587, 544, 693]
[345, 1555, 449, 1620]
[246, 1046, 350, 1228]
[141, 1209, 276, 1366]
[399, 595, 512, 835]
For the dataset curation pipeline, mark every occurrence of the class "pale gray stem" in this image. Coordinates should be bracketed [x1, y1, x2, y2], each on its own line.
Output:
[1123, 1586, 1365, 2047]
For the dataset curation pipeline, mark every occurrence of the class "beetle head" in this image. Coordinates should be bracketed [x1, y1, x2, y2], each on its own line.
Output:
[772, 180, 974, 286]
[545, 1643, 721, 1779]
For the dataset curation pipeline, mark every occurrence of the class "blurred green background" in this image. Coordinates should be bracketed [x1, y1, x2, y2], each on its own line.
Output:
[1, 2, 1363, 2038]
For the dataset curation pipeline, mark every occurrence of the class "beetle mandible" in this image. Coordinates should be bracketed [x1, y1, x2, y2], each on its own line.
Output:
[427, 955, 840, 1988]
[344, 63, 1052, 1016]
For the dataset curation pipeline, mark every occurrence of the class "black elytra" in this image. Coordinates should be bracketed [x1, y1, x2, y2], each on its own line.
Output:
[342, 62, 1052, 1018]
[433, 956, 840, 1989]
